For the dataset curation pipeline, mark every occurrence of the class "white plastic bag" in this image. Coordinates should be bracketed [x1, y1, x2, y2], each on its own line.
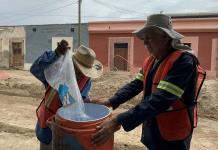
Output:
[44, 51, 90, 121]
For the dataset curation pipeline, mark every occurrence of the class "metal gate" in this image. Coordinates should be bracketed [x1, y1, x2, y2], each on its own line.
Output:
[113, 43, 128, 71]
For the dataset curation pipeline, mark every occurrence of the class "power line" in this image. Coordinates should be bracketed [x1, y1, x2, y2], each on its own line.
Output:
[92, 0, 144, 15]
[0, 13, 146, 26]
[0, 0, 77, 24]
[0, 0, 59, 15]
[0, 0, 146, 25]
[0, 14, 145, 19]
[0, 0, 74, 18]
[0, 1, 78, 25]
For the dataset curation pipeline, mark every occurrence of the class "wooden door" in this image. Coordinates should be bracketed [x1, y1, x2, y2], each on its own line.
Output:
[10, 40, 24, 68]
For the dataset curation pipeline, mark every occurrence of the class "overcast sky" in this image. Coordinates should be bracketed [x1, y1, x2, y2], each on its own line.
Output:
[0, 0, 218, 26]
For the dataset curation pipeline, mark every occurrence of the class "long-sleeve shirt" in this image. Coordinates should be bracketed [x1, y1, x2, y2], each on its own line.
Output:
[30, 50, 92, 144]
[109, 51, 197, 150]
[30, 50, 92, 98]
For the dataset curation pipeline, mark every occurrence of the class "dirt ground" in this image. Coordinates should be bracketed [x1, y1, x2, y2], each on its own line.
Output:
[0, 69, 218, 150]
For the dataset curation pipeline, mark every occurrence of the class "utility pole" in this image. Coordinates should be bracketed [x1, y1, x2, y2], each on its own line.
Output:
[78, 0, 82, 47]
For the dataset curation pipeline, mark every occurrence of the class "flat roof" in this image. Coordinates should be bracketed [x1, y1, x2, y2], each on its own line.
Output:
[169, 12, 218, 18]
[89, 12, 218, 24]
[0, 23, 88, 27]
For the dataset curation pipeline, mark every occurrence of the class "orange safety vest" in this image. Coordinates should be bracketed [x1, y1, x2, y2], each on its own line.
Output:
[143, 50, 206, 141]
[36, 76, 89, 128]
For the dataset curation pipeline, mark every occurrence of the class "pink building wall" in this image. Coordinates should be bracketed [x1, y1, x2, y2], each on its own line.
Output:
[89, 17, 218, 79]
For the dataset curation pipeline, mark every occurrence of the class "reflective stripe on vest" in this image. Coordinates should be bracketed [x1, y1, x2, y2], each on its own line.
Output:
[36, 75, 90, 128]
[143, 50, 206, 141]
[135, 72, 144, 81]
[157, 80, 184, 98]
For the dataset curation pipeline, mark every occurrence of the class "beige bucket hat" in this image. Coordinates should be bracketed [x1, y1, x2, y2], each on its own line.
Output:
[133, 14, 184, 40]
[73, 45, 103, 78]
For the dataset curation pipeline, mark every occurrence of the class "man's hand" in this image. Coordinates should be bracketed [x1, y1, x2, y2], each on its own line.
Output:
[91, 116, 121, 146]
[91, 97, 112, 107]
[55, 39, 70, 56]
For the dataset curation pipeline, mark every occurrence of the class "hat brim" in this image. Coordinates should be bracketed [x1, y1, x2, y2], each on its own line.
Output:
[72, 55, 103, 78]
[133, 25, 184, 40]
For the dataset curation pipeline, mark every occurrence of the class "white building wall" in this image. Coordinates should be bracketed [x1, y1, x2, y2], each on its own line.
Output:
[0, 27, 25, 68]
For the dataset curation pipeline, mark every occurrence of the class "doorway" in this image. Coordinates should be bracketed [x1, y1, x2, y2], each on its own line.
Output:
[113, 43, 128, 71]
[9, 39, 24, 69]
[216, 46, 218, 78]
[108, 37, 133, 72]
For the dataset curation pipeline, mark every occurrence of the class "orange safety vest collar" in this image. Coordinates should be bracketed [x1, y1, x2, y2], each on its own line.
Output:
[143, 50, 206, 141]
[36, 76, 90, 128]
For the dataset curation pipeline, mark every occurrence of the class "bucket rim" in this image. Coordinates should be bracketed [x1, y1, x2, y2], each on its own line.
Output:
[56, 103, 112, 123]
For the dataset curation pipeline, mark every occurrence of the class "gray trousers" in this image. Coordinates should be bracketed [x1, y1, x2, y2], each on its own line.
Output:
[40, 142, 52, 150]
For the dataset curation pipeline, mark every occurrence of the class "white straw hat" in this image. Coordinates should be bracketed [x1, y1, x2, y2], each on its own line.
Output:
[73, 45, 103, 78]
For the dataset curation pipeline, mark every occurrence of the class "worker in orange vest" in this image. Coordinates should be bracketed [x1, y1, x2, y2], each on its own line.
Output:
[30, 40, 103, 150]
[91, 14, 206, 150]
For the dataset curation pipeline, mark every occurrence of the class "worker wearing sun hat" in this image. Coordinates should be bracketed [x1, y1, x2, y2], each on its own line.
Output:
[73, 45, 103, 79]
[30, 40, 103, 150]
[134, 13, 192, 50]
[91, 14, 205, 150]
